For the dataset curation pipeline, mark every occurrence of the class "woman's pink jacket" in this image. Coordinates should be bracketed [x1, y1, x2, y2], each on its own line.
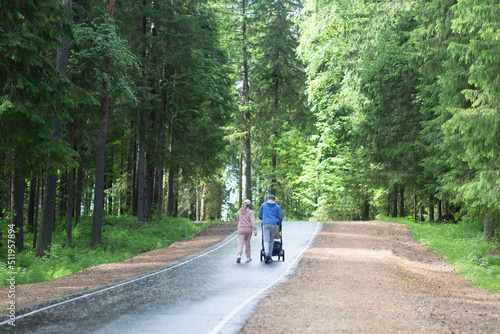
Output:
[237, 209, 256, 230]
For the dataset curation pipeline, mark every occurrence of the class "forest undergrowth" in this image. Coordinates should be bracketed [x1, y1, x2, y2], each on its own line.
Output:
[0, 216, 215, 287]
[381, 216, 500, 293]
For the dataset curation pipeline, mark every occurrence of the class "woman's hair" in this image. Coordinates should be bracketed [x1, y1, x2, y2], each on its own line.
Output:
[240, 199, 251, 211]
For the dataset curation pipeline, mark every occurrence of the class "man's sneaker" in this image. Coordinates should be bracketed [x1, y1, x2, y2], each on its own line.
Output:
[265, 256, 272, 264]
[236, 256, 241, 263]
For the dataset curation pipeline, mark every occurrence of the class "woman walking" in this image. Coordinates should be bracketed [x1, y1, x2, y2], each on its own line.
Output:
[236, 199, 257, 263]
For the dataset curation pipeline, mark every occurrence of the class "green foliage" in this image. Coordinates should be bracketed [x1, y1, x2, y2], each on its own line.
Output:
[294, 0, 500, 235]
[296, 0, 409, 220]
[71, 15, 141, 102]
[0, 0, 77, 175]
[0, 216, 212, 286]
[440, 0, 500, 216]
[381, 215, 500, 293]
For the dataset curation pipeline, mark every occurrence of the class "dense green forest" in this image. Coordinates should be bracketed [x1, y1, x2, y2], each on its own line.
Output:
[1, 0, 499, 261]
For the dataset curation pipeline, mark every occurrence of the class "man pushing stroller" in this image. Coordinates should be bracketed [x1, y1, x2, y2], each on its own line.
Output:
[258, 194, 283, 264]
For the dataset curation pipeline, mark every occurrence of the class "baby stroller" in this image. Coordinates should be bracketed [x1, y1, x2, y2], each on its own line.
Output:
[260, 221, 285, 262]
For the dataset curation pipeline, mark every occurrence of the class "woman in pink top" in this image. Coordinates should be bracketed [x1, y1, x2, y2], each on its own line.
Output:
[236, 199, 257, 263]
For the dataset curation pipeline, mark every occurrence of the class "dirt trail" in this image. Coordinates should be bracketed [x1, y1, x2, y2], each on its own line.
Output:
[243, 220, 500, 333]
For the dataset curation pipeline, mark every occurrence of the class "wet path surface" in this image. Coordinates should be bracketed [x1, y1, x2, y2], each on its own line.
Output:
[3, 221, 321, 334]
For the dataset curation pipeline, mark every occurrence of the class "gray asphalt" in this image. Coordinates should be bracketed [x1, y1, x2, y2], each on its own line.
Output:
[2, 221, 322, 334]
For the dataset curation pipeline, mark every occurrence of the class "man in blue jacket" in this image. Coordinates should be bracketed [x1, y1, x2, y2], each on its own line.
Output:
[258, 194, 283, 263]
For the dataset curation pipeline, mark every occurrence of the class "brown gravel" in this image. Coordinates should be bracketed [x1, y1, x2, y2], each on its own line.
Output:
[3, 220, 500, 333]
[243, 221, 500, 333]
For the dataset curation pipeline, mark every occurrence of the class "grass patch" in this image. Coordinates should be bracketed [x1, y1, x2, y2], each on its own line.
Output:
[379, 215, 500, 293]
[0, 216, 217, 287]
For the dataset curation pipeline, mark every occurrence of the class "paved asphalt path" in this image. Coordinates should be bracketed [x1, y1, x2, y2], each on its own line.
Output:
[2, 221, 322, 334]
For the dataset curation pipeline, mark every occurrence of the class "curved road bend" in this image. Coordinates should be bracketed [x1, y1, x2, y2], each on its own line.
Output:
[2, 221, 322, 334]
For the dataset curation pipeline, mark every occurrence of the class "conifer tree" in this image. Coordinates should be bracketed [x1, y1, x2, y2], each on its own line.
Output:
[91, 0, 117, 245]
[250, 0, 306, 196]
[0, 0, 74, 256]
[445, 0, 500, 237]
[410, 0, 470, 219]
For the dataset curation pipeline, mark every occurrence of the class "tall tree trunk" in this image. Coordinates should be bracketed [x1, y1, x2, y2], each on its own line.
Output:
[269, 0, 281, 196]
[391, 190, 397, 218]
[270, 154, 277, 195]
[399, 187, 404, 217]
[173, 179, 179, 217]
[66, 121, 75, 247]
[66, 168, 74, 247]
[483, 213, 493, 242]
[132, 122, 138, 216]
[11, 167, 25, 252]
[33, 177, 42, 249]
[156, 89, 168, 221]
[144, 162, 154, 220]
[157, 167, 164, 221]
[428, 194, 434, 222]
[59, 170, 67, 221]
[238, 152, 243, 208]
[75, 145, 83, 225]
[202, 183, 208, 221]
[36, 156, 59, 257]
[91, 80, 109, 244]
[137, 110, 145, 224]
[413, 194, 417, 221]
[245, 129, 252, 204]
[92, 0, 115, 245]
[136, 1, 147, 223]
[196, 183, 200, 222]
[437, 199, 442, 221]
[26, 174, 37, 233]
[166, 112, 177, 217]
[106, 148, 114, 216]
[166, 165, 176, 217]
[362, 197, 369, 220]
[242, 0, 252, 205]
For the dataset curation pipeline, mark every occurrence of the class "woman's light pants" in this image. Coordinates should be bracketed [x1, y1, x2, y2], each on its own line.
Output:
[237, 227, 253, 258]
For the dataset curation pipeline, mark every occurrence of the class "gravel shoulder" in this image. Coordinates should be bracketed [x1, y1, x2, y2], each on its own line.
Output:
[243, 220, 500, 333]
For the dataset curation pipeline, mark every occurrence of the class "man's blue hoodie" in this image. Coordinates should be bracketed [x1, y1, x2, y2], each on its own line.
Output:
[258, 201, 283, 225]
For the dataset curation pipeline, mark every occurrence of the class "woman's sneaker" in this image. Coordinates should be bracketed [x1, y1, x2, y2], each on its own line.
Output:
[246, 258, 252, 262]
[236, 256, 241, 263]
